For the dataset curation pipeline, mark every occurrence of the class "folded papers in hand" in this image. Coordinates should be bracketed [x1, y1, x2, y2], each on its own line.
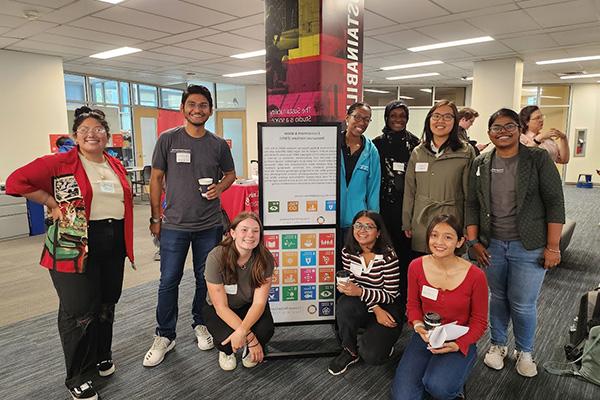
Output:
[428, 321, 469, 349]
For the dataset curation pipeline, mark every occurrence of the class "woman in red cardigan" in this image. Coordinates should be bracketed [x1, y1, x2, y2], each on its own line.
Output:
[391, 214, 488, 400]
[6, 107, 134, 400]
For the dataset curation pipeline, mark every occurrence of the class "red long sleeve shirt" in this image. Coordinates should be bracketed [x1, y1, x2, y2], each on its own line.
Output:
[406, 257, 488, 356]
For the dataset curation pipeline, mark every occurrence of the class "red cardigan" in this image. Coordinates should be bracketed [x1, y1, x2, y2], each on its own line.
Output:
[406, 257, 488, 355]
[6, 147, 134, 271]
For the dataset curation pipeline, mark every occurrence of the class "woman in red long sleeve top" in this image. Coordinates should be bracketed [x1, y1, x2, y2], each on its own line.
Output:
[391, 214, 488, 400]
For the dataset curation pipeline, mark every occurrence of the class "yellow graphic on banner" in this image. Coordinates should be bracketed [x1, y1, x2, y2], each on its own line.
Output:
[288, 0, 320, 59]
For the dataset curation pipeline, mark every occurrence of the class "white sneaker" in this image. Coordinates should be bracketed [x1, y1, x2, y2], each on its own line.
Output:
[143, 336, 175, 367]
[484, 345, 508, 370]
[242, 349, 258, 368]
[515, 350, 538, 377]
[219, 351, 237, 371]
[194, 325, 214, 350]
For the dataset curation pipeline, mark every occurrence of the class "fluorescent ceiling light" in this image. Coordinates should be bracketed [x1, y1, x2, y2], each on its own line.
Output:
[560, 73, 600, 80]
[522, 88, 537, 92]
[386, 72, 439, 80]
[540, 96, 561, 99]
[97, 0, 125, 4]
[381, 60, 443, 71]
[90, 47, 141, 59]
[420, 88, 433, 93]
[364, 89, 391, 94]
[230, 49, 266, 59]
[536, 55, 600, 65]
[408, 36, 494, 52]
[399, 96, 415, 100]
[461, 76, 473, 81]
[223, 69, 266, 78]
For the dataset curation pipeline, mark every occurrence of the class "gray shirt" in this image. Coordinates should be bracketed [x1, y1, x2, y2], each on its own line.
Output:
[152, 127, 234, 231]
[204, 246, 274, 309]
[490, 153, 520, 241]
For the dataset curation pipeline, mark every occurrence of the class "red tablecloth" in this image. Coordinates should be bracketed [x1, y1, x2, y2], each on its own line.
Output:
[221, 183, 259, 222]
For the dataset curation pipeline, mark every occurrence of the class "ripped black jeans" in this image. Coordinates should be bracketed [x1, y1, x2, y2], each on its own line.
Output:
[49, 218, 126, 389]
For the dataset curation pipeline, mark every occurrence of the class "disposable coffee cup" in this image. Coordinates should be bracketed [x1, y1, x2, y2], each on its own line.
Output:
[198, 178, 213, 198]
[336, 270, 351, 286]
[423, 312, 442, 330]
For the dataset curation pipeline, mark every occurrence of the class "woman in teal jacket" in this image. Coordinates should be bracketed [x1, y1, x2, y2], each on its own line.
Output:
[340, 102, 381, 238]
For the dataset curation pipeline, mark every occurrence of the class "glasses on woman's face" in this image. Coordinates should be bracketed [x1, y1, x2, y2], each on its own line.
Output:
[76, 127, 107, 136]
[352, 114, 372, 123]
[353, 222, 376, 231]
[431, 113, 455, 122]
[489, 123, 519, 134]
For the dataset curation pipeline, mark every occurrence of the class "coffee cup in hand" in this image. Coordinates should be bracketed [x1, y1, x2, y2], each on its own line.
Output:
[198, 178, 213, 198]
[336, 270, 351, 287]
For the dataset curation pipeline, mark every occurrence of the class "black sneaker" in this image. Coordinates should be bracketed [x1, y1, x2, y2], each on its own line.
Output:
[69, 381, 98, 400]
[97, 359, 115, 377]
[328, 349, 359, 375]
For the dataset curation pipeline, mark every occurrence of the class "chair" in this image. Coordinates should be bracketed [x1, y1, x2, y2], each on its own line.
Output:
[130, 165, 151, 201]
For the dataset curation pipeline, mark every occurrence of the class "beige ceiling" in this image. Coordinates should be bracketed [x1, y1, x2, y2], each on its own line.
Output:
[1, 0, 600, 88]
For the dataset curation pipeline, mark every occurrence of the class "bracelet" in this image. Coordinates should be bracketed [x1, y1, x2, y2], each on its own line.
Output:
[248, 342, 259, 348]
[545, 247, 561, 254]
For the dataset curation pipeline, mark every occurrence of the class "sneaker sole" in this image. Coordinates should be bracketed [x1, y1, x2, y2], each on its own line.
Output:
[98, 364, 115, 377]
[143, 340, 176, 367]
[70, 393, 98, 400]
[483, 358, 505, 370]
[328, 357, 359, 376]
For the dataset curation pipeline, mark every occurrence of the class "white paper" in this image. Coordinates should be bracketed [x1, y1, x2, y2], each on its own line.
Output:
[428, 321, 469, 349]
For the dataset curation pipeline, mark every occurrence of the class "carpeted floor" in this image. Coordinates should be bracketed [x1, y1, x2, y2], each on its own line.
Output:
[1, 186, 599, 400]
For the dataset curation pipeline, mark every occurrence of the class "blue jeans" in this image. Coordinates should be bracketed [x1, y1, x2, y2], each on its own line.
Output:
[391, 333, 476, 400]
[486, 239, 545, 353]
[155, 226, 222, 340]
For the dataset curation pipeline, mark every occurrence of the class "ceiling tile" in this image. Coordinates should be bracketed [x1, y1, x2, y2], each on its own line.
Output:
[0, 13, 27, 28]
[93, 6, 200, 35]
[549, 26, 600, 46]
[209, 13, 264, 32]
[433, 0, 515, 13]
[41, 0, 110, 24]
[151, 45, 224, 60]
[364, 10, 397, 31]
[184, 0, 264, 18]
[203, 32, 263, 52]
[501, 34, 560, 52]
[27, 32, 116, 51]
[0, 0, 54, 17]
[46, 25, 140, 46]
[415, 21, 487, 42]
[525, 0, 599, 28]
[178, 39, 240, 56]
[7, 39, 93, 57]
[69, 16, 168, 40]
[467, 9, 541, 35]
[366, 0, 449, 24]
[364, 37, 401, 55]
[13, 0, 73, 8]
[0, 36, 20, 47]
[3, 20, 57, 39]
[154, 28, 220, 45]
[462, 41, 516, 57]
[373, 29, 436, 49]
[234, 24, 264, 42]
[123, 0, 231, 26]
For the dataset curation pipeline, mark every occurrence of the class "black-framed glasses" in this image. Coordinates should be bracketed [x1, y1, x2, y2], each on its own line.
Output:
[352, 114, 372, 123]
[489, 123, 519, 134]
[431, 113, 455, 122]
[353, 222, 376, 231]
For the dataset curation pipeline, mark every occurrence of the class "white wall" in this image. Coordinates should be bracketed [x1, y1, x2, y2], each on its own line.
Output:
[0, 50, 68, 180]
[565, 84, 600, 184]
[364, 107, 428, 140]
[245, 85, 267, 170]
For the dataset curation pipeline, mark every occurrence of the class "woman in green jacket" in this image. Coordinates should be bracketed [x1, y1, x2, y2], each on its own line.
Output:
[402, 100, 475, 255]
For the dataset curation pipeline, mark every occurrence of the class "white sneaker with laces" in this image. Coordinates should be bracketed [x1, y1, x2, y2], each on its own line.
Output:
[514, 350, 538, 377]
[219, 351, 237, 371]
[194, 325, 214, 350]
[143, 336, 175, 367]
[484, 344, 508, 370]
[242, 348, 258, 368]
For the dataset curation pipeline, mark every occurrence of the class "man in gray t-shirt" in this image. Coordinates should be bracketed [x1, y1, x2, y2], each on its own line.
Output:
[143, 85, 235, 368]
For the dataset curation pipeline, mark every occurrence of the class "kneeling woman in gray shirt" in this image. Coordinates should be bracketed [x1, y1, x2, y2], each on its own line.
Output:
[203, 212, 275, 371]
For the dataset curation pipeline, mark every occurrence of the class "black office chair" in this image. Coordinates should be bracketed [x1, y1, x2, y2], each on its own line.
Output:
[131, 165, 151, 201]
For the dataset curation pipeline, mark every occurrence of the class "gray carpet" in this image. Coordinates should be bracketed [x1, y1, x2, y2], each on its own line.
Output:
[1, 186, 600, 400]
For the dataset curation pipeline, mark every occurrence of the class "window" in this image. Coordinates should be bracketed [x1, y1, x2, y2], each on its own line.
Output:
[64, 74, 86, 103]
[136, 84, 158, 107]
[120, 82, 130, 105]
[399, 87, 433, 107]
[363, 87, 397, 106]
[160, 88, 183, 110]
[520, 85, 571, 138]
[216, 83, 245, 108]
[434, 87, 466, 106]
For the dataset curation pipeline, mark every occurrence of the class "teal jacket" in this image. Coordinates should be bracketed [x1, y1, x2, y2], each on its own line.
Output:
[465, 144, 565, 250]
[340, 136, 381, 228]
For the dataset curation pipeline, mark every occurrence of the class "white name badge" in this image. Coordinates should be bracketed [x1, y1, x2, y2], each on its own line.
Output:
[224, 284, 238, 295]
[176, 152, 191, 163]
[100, 181, 115, 193]
[349, 262, 363, 277]
[393, 162, 405, 172]
[415, 162, 429, 172]
[421, 285, 439, 301]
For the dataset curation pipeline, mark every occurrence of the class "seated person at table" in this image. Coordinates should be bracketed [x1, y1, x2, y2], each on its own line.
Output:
[391, 214, 488, 400]
[329, 210, 402, 376]
[203, 212, 275, 371]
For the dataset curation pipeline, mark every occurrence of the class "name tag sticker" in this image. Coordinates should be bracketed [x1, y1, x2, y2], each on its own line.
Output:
[421, 285, 439, 301]
[349, 262, 362, 277]
[176, 152, 191, 163]
[224, 284, 238, 295]
[415, 162, 429, 172]
[100, 182, 115, 193]
[358, 164, 369, 172]
[393, 162, 405, 172]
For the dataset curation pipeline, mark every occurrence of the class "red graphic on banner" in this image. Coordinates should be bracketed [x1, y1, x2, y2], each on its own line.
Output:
[319, 233, 335, 248]
[111, 133, 124, 147]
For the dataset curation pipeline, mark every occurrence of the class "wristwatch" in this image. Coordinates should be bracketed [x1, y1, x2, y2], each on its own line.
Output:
[466, 239, 479, 247]
[149, 217, 161, 224]
[533, 137, 542, 145]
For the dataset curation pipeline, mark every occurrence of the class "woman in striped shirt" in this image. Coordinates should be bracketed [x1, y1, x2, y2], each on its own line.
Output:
[328, 210, 402, 375]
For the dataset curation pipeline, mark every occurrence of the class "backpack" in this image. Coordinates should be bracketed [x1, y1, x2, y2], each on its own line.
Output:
[564, 286, 600, 361]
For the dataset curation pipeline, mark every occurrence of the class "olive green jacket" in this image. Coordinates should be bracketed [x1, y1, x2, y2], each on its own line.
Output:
[402, 142, 475, 253]
[465, 144, 565, 250]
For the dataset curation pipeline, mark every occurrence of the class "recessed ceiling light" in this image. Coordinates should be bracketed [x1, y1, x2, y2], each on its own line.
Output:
[420, 88, 432, 93]
[364, 89, 391, 94]
[223, 69, 266, 78]
[97, 0, 125, 4]
[386, 72, 440, 80]
[90, 47, 141, 59]
[408, 36, 494, 52]
[559, 73, 600, 80]
[536, 55, 600, 65]
[231, 49, 266, 59]
[380, 60, 443, 71]
[399, 96, 415, 100]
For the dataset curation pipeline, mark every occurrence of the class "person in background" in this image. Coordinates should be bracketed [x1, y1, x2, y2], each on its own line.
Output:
[466, 108, 565, 378]
[329, 210, 402, 375]
[402, 100, 475, 257]
[6, 107, 134, 400]
[391, 214, 488, 400]
[340, 102, 381, 244]
[56, 136, 75, 153]
[457, 107, 488, 155]
[203, 212, 274, 371]
[519, 105, 570, 164]
[372, 100, 420, 306]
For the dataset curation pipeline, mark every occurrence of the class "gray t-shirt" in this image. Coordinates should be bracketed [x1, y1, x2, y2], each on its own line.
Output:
[152, 127, 234, 231]
[204, 246, 274, 309]
[490, 153, 520, 241]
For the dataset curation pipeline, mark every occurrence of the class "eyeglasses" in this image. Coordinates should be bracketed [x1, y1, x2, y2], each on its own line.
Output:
[489, 123, 519, 134]
[530, 115, 545, 121]
[352, 114, 372, 123]
[76, 127, 106, 136]
[431, 113, 455, 122]
[353, 222, 377, 231]
[185, 102, 211, 110]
